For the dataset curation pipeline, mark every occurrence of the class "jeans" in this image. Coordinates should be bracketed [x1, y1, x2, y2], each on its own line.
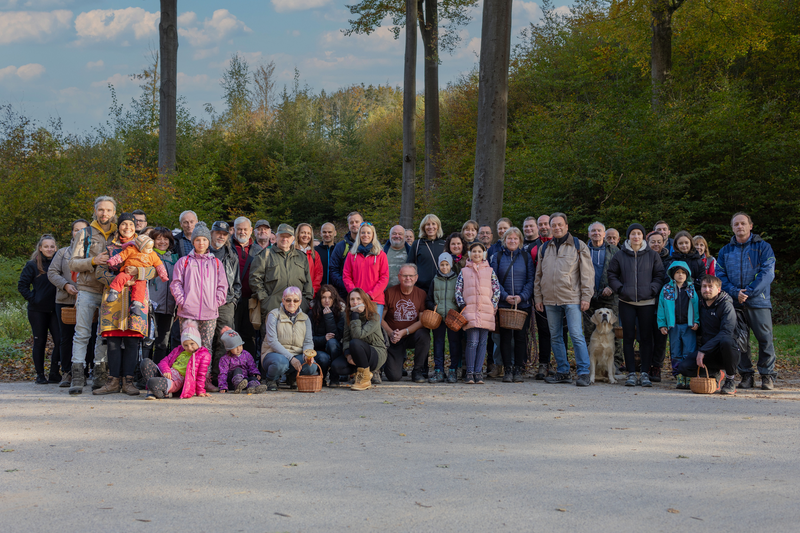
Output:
[545, 304, 590, 375]
[534, 306, 569, 366]
[499, 313, 531, 369]
[384, 329, 431, 381]
[72, 290, 107, 365]
[261, 352, 326, 381]
[491, 333, 502, 366]
[667, 324, 697, 376]
[106, 337, 140, 378]
[317, 338, 342, 379]
[432, 323, 462, 371]
[738, 307, 776, 376]
[618, 302, 655, 373]
[28, 309, 60, 377]
[375, 304, 384, 319]
[463, 328, 489, 373]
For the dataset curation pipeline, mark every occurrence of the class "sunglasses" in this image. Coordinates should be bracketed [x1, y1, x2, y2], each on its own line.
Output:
[283, 298, 301, 303]
[360, 222, 374, 227]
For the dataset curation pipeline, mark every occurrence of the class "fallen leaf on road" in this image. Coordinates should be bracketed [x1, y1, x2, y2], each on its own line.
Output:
[415, 502, 432, 508]
[667, 508, 680, 514]
[275, 512, 291, 517]
[399, 433, 406, 436]
[556, 508, 567, 512]
[1, 449, 14, 452]
[135, 519, 151, 522]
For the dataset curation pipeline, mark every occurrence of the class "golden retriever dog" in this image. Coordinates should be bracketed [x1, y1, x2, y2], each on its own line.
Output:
[588, 308, 617, 384]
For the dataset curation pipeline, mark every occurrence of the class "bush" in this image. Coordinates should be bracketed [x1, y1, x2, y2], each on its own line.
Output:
[0, 301, 29, 341]
[0, 256, 25, 305]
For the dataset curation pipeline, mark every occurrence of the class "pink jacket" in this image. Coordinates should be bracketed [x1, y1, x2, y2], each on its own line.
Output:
[343, 250, 390, 305]
[460, 260, 496, 330]
[171, 251, 228, 321]
[158, 346, 211, 399]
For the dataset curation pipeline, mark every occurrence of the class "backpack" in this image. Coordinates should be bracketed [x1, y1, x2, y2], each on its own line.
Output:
[538, 236, 581, 260]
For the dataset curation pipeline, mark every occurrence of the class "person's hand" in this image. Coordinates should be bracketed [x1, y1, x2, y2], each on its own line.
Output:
[125, 266, 137, 276]
[391, 329, 404, 344]
[602, 287, 613, 297]
[94, 251, 109, 266]
[219, 389, 226, 393]
[738, 289, 748, 304]
[291, 358, 303, 372]
[346, 354, 354, 366]
[660, 327, 668, 336]
[535, 303, 544, 313]
[125, 279, 136, 287]
[580, 301, 590, 312]
[353, 304, 365, 313]
[325, 332, 335, 341]
[696, 351, 705, 368]
[322, 306, 331, 314]
[65, 285, 79, 296]
[690, 323, 699, 331]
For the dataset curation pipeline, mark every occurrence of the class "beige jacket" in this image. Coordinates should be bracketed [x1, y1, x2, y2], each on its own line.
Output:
[47, 246, 77, 305]
[534, 233, 595, 306]
[68, 221, 116, 294]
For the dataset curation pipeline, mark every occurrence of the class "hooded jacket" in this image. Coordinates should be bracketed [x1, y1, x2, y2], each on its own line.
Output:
[250, 246, 313, 317]
[158, 345, 211, 399]
[19, 258, 56, 313]
[148, 250, 177, 315]
[299, 246, 323, 295]
[534, 233, 595, 306]
[716, 234, 775, 309]
[491, 247, 535, 309]
[211, 243, 242, 307]
[68, 221, 117, 294]
[330, 232, 356, 297]
[607, 240, 665, 304]
[657, 261, 699, 329]
[343, 247, 390, 305]
[669, 250, 704, 292]
[697, 290, 737, 353]
[171, 251, 229, 321]
[406, 238, 447, 293]
[47, 246, 78, 306]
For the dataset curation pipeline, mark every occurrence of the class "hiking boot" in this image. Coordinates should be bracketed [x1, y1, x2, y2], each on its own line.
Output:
[535, 363, 549, 380]
[121, 376, 140, 396]
[474, 372, 484, 384]
[487, 364, 503, 379]
[625, 372, 637, 387]
[649, 366, 661, 383]
[412, 371, 426, 383]
[92, 362, 109, 390]
[715, 371, 726, 392]
[512, 367, 525, 383]
[761, 375, 775, 391]
[205, 376, 219, 393]
[446, 369, 458, 384]
[59, 372, 72, 388]
[576, 374, 591, 387]
[720, 377, 737, 395]
[371, 372, 382, 385]
[428, 370, 445, 383]
[93, 376, 121, 395]
[351, 368, 372, 391]
[545, 372, 572, 384]
[502, 367, 513, 383]
[738, 373, 755, 389]
[234, 379, 248, 394]
[640, 372, 652, 387]
[465, 373, 475, 385]
[48, 373, 61, 383]
[69, 363, 86, 395]
[249, 383, 268, 394]
[266, 380, 278, 391]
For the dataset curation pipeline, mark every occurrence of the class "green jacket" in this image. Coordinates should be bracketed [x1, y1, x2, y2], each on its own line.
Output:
[250, 246, 313, 318]
[343, 314, 387, 369]
[426, 273, 459, 319]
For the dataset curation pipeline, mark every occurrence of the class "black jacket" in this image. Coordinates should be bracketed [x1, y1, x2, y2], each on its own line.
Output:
[607, 241, 665, 303]
[315, 243, 336, 287]
[330, 233, 356, 298]
[406, 238, 447, 293]
[18, 259, 57, 313]
[698, 291, 737, 353]
[659, 247, 674, 281]
[311, 308, 345, 350]
[211, 243, 242, 307]
[669, 250, 705, 292]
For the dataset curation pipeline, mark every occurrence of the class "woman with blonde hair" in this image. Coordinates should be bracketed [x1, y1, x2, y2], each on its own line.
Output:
[343, 222, 389, 317]
[693, 235, 716, 276]
[295, 223, 323, 295]
[406, 214, 446, 292]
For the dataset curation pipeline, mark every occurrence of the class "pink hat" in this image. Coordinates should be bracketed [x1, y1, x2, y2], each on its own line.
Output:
[180, 320, 202, 347]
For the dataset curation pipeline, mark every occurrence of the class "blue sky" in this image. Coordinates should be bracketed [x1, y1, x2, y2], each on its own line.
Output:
[1, 0, 569, 134]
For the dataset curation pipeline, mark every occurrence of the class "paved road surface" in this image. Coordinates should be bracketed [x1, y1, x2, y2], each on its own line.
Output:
[2, 380, 799, 532]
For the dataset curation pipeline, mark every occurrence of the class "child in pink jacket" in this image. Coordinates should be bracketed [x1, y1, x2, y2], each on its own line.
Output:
[139, 320, 211, 399]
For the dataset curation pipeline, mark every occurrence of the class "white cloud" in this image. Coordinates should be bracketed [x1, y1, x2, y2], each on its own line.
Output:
[177, 72, 214, 90]
[178, 9, 251, 47]
[74, 8, 158, 42]
[90, 72, 133, 88]
[272, 0, 331, 14]
[192, 47, 219, 60]
[552, 6, 572, 17]
[321, 25, 401, 53]
[85, 59, 103, 69]
[0, 9, 72, 44]
[512, 0, 542, 26]
[0, 63, 45, 81]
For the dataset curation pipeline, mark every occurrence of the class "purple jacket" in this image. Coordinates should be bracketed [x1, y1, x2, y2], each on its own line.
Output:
[171, 251, 228, 321]
[217, 350, 260, 391]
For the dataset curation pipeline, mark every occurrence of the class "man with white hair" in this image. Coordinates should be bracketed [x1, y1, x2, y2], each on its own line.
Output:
[384, 224, 410, 288]
[173, 210, 198, 258]
[232, 216, 263, 355]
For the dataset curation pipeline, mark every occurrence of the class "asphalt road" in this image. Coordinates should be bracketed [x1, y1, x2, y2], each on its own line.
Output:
[2, 379, 799, 532]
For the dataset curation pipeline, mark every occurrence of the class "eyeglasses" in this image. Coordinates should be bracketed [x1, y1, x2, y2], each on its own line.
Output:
[283, 298, 301, 303]
[399, 274, 417, 279]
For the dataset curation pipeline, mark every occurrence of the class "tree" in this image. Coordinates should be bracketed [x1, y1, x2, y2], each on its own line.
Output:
[158, 0, 178, 175]
[221, 53, 252, 132]
[401, 0, 417, 229]
[253, 60, 277, 124]
[471, 0, 513, 226]
[650, 0, 686, 108]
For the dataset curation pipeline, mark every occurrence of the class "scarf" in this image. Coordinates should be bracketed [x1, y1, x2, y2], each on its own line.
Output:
[357, 244, 373, 256]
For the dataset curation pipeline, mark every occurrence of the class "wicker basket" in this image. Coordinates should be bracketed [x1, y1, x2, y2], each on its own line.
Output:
[445, 309, 468, 331]
[421, 306, 442, 330]
[690, 367, 718, 394]
[613, 326, 623, 339]
[498, 303, 528, 331]
[296, 350, 322, 393]
[61, 306, 76, 325]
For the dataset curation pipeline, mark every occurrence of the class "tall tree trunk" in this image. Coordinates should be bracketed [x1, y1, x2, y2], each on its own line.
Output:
[419, 0, 440, 191]
[650, 0, 684, 110]
[159, 0, 178, 175]
[400, 0, 418, 229]
[471, 0, 513, 227]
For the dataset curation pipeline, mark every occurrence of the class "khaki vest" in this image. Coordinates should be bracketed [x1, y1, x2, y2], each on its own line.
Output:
[270, 307, 308, 355]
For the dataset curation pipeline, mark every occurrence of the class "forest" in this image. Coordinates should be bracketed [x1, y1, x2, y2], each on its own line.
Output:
[1, 0, 799, 319]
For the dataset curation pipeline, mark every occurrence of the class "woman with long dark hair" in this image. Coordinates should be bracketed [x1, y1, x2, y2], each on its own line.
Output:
[309, 284, 344, 386]
[337, 288, 387, 391]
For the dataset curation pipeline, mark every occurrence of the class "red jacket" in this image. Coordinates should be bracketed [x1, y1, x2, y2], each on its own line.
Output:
[302, 247, 323, 295]
[343, 250, 390, 305]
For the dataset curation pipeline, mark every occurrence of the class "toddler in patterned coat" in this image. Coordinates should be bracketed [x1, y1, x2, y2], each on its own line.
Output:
[106, 234, 169, 309]
[140, 320, 211, 399]
[218, 327, 267, 394]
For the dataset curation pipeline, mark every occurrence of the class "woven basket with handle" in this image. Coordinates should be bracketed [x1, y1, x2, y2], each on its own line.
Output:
[421, 305, 442, 329]
[61, 307, 76, 325]
[445, 308, 468, 331]
[296, 350, 322, 393]
[689, 367, 718, 394]
[498, 303, 527, 330]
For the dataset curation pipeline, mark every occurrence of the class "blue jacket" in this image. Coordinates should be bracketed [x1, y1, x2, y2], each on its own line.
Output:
[490, 247, 534, 309]
[716, 234, 775, 309]
[329, 233, 356, 298]
[657, 261, 699, 329]
[383, 240, 411, 255]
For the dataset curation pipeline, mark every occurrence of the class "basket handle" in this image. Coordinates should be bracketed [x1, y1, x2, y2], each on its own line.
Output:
[695, 366, 709, 379]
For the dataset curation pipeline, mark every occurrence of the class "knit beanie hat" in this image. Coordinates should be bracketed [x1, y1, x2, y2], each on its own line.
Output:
[219, 326, 244, 351]
[180, 319, 202, 347]
[626, 223, 646, 238]
[191, 221, 211, 243]
[135, 234, 154, 252]
[117, 212, 135, 227]
[438, 252, 453, 266]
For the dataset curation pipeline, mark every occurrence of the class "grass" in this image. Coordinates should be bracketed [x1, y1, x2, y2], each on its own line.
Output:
[766, 325, 800, 365]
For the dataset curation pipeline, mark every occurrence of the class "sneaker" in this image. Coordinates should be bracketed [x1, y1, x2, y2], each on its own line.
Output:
[474, 372, 484, 384]
[487, 364, 503, 379]
[59, 372, 72, 388]
[412, 371, 426, 383]
[575, 374, 591, 387]
[512, 367, 524, 383]
[35, 374, 48, 385]
[545, 372, 572, 384]
[625, 373, 637, 387]
[266, 380, 278, 392]
[502, 367, 513, 383]
[640, 373, 652, 387]
[535, 363, 549, 380]
[371, 372, 382, 385]
[676, 375, 685, 389]
[465, 373, 475, 385]
[761, 375, 775, 390]
[249, 384, 268, 394]
[446, 369, 458, 384]
[720, 377, 737, 395]
[428, 370, 445, 383]
[739, 373, 755, 389]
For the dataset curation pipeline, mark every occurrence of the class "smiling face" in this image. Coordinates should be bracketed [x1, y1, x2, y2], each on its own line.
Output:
[276, 233, 294, 251]
[694, 239, 706, 256]
[478, 226, 493, 245]
[283, 293, 301, 314]
[439, 260, 451, 275]
[398, 266, 418, 290]
[360, 226, 374, 246]
[469, 245, 484, 264]
[118, 220, 136, 240]
[40, 238, 57, 258]
[462, 224, 477, 242]
[424, 220, 439, 239]
[297, 225, 313, 247]
[348, 214, 364, 237]
[537, 216, 551, 238]
[589, 224, 605, 246]
[321, 223, 336, 245]
[234, 220, 252, 245]
[153, 234, 171, 252]
[676, 236, 692, 254]
[95, 201, 115, 226]
[647, 233, 664, 253]
[504, 232, 520, 251]
[211, 230, 228, 250]
[405, 229, 415, 245]
[523, 219, 538, 240]
[655, 223, 670, 240]
[550, 217, 567, 239]
[448, 237, 463, 256]
[496, 221, 510, 239]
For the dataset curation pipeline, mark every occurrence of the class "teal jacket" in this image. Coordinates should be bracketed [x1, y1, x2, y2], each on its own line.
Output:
[657, 261, 699, 329]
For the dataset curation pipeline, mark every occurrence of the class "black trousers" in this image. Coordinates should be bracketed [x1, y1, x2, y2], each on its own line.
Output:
[500, 313, 531, 368]
[54, 304, 75, 374]
[676, 338, 739, 379]
[107, 337, 141, 378]
[152, 312, 174, 363]
[384, 329, 431, 381]
[233, 300, 258, 356]
[336, 338, 380, 373]
[619, 302, 655, 374]
[28, 309, 60, 377]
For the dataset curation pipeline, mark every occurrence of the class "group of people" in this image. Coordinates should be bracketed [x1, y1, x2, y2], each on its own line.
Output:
[18, 195, 777, 399]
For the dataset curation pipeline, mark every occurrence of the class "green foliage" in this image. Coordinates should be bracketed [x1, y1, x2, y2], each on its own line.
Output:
[0, 301, 28, 342]
[0, 257, 27, 306]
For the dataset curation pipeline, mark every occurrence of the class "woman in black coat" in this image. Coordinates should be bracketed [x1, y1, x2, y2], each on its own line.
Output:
[607, 223, 665, 388]
[309, 284, 345, 386]
[18, 235, 61, 384]
[407, 214, 447, 293]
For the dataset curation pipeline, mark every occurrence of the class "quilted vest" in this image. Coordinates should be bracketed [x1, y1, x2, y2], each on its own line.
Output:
[270, 307, 309, 355]
[460, 260, 495, 330]
[432, 274, 458, 319]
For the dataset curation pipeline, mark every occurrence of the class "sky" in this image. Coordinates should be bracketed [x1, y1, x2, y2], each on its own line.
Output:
[1, 0, 570, 134]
